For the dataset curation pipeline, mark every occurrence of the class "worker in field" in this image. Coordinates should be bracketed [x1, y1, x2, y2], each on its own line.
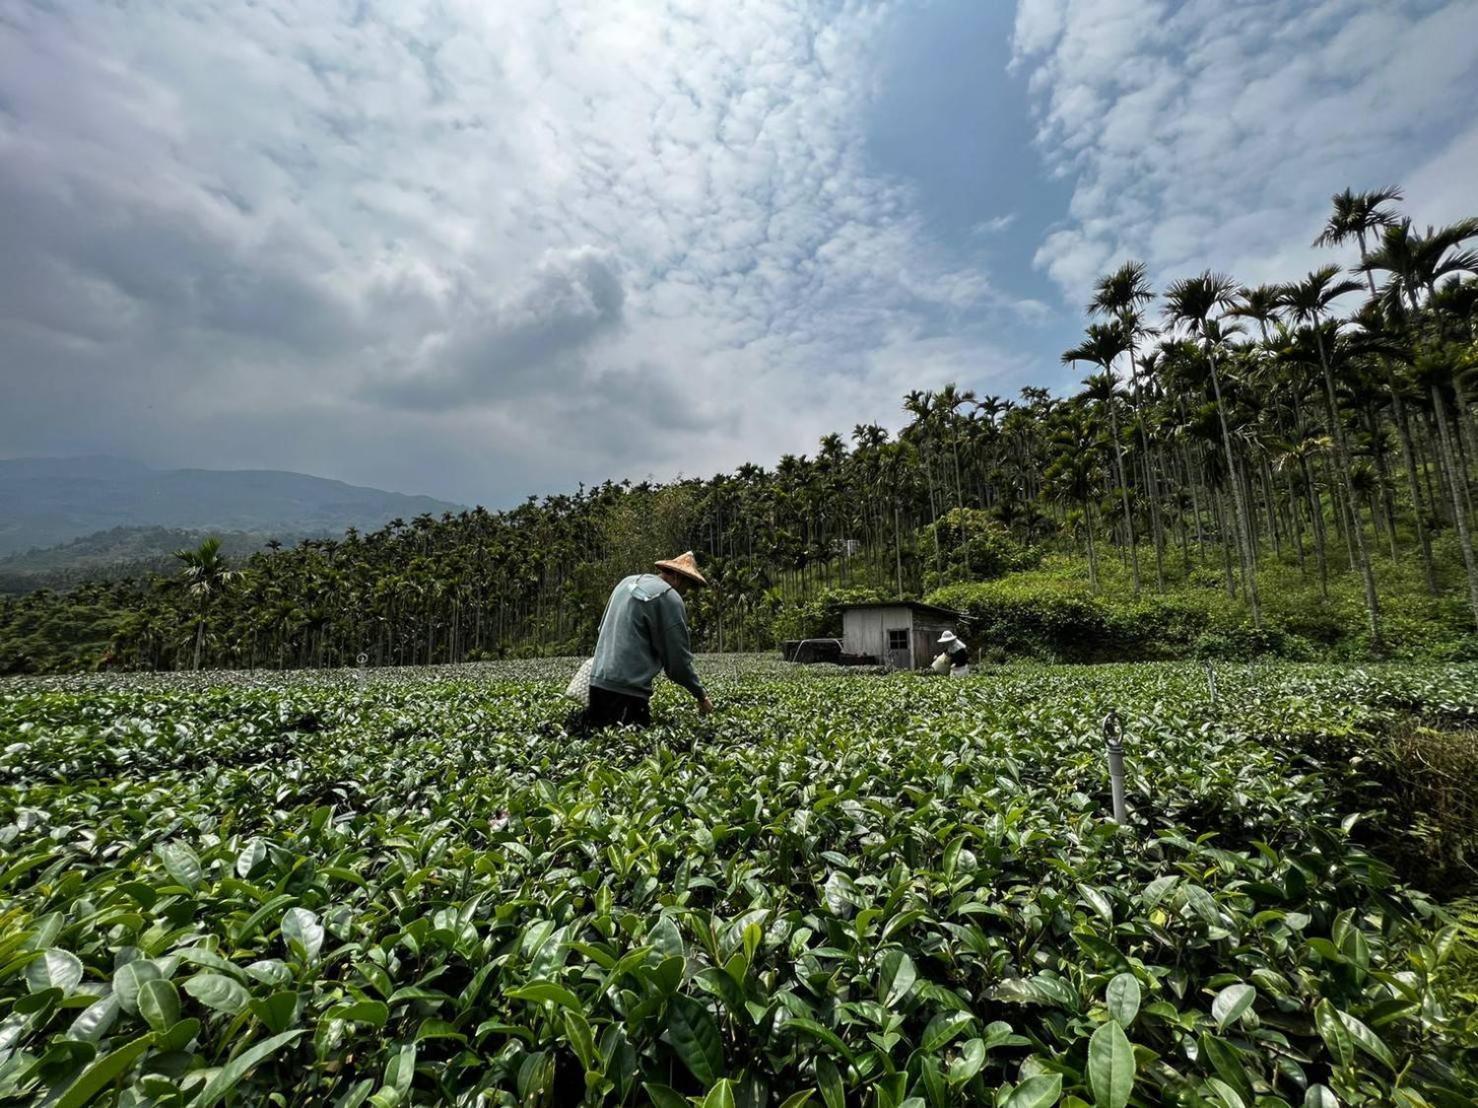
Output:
[938, 630, 970, 677]
[581, 551, 715, 729]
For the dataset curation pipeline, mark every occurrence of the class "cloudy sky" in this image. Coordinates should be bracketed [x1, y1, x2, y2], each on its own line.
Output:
[3, 0, 1476, 506]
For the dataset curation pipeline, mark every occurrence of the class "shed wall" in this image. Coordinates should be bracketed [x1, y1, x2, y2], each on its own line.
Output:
[843, 606, 920, 667]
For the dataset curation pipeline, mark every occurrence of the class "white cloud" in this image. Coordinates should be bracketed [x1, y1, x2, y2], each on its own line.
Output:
[972, 214, 1019, 235]
[1012, 0, 1478, 302]
[0, 0, 1020, 503]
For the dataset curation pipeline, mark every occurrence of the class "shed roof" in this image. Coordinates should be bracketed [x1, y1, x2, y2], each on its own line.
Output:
[839, 600, 964, 622]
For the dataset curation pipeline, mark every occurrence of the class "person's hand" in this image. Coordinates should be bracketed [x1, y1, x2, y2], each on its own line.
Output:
[698, 696, 715, 716]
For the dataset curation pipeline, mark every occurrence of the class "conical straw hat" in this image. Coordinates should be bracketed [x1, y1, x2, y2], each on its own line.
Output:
[654, 551, 708, 588]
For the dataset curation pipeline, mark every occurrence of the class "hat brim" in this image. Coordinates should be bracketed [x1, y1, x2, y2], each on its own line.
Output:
[655, 560, 709, 588]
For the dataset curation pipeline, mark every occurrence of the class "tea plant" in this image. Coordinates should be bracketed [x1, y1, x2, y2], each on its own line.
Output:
[1, 661, 1475, 1106]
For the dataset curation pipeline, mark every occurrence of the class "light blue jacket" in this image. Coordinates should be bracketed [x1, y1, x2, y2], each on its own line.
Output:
[589, 574, 705, 700]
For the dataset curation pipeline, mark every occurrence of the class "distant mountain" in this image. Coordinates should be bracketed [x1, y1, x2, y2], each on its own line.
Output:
[0, 526, 314, 593]
[0, 456, 465, 558]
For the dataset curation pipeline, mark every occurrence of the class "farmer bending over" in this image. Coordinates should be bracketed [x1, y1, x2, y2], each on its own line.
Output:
[938, 630, 970, 677]
[585, 551, 715, 728]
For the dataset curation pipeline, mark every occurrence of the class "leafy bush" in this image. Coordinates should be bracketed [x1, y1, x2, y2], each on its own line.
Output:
[1192, 623, 1316, 661]
[920, 509, 1039, 590]
[770, 586, 888, 643]
[1, 660, 1476, 1104]
[927, 574, 1230, 661]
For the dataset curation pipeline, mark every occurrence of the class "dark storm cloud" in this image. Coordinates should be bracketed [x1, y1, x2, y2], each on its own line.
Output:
[361, 246, 627, 411]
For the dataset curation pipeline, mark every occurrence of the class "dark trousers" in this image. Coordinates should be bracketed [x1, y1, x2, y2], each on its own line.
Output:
[582, 685, 652, 730]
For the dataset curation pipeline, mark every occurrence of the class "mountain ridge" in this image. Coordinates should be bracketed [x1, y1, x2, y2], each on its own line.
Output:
[0, 456, 466, 557]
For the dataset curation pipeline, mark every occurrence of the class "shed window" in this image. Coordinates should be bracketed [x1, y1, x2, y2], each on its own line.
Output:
[887, 629, 909, 651]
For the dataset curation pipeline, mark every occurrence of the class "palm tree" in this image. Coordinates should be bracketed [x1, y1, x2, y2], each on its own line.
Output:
[175, 537, 239, 670]
[1044, 406, 1105, 591]
[1360, 218, 1478, 315]
[1065, 322, 1140, 592]
[1273, 433, 1334, 596]
[1164, 271, 1262, 625]
[1348, 300, 1438, 591]
[1089, 261, 1166, 588]
[1314, 186, 1404, 299]
[1279, 265, 1381, 642]
[1227, 285, 1284, 344]
[1324, 202, 1469, 588]
[1414, 344, 1478, 629]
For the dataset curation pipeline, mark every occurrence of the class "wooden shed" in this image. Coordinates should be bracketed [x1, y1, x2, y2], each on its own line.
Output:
[839, 601, 963, 670]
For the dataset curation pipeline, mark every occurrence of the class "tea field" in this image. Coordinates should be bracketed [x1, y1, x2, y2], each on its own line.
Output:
[1, 659, 1476, 1107]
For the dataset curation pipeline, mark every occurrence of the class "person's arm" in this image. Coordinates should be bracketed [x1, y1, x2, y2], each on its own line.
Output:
[657, 594, 708, 703]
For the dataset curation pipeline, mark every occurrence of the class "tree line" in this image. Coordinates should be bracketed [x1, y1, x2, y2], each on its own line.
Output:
[1, 188, 1474, 673]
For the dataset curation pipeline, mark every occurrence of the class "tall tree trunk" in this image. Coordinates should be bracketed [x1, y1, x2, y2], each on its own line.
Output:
[1125, 340, 1166, 590]
[893, 502, 904, 598]
[1301, 460, 1330, 598]
[1183, 440, 1206, 553]
[1284, 470, 1306, 571]
[1363, 407, 1399, 560]
[1313, 327, 1381, 643]
[1084, 504, 1100, 592]
[1206, 347, 1262, 625]
[1431, 384, 1478, 629]
[1106, 401, 1140, 593]
[1214, 492, 1237, 599]
[1261, 460, 1282, 560]
[1388, 380, 1439, 593]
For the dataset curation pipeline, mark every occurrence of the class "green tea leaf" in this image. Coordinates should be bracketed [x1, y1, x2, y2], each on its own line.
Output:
[1211, 983, 1255, 1030]
[1088, 1019, 1134, 1108]
[67, 995, 121, 1043]
[668, 995, 724, 1087]
[184, 972, 251, 1015]
[1003, 1073, 1063, 1108]
[253, 991, 300, 1034]
[643, 1083, 688, 1108]
[946, 1038, 986, 1085]
[329, 998, 387, 1029]
[1199, 1034, 1253, 1104]
[1335, 1009, 1394, 1070]
[282, 907, 324, 964]
[1105, 973, 1140, 1027]
[1314, 999, 1352, 1069]
[816, 1055, 844, 1108]
[138, 977, 181, 1033]
[1204, 1076, 1246, 1108]
[113, 960, 161, 1015]
[920, 1010, 974, 1052]
[157, 842, 203, 890]
[53, 1034, 154, 1108]
[157, 1017, 201, 1053]
[384, 1041, 417, 1097]
[649, 916, 685, 962]
[506, 981, 583, 1011]
[26, 949, 84, 995]
[236, 840, 269, 879]
[880, 949, 917, 1009]
[194, 1029, 307, 1107]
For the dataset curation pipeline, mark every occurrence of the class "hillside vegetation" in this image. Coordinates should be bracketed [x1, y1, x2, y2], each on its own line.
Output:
[0, 527, 308, 595]
[1, 190, 1475, 674]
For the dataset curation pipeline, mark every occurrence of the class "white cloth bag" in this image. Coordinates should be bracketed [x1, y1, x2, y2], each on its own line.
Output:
[564, 657, 594, 704]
